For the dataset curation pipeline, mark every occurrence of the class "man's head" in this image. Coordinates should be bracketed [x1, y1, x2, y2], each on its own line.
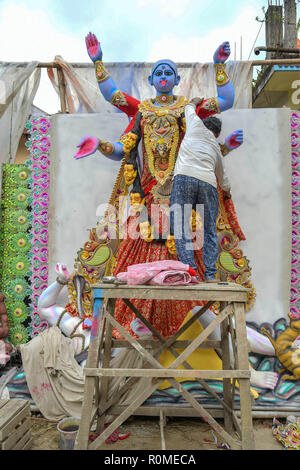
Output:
[148, 60, 180, 94]
[202, 116, 222, 138]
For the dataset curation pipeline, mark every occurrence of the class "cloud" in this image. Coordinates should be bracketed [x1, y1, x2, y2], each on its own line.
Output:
[147, 5, 265, 62]
[0, 1, 90, 113]
[0, 2, 86, 62]
[137, 0, 196, 18]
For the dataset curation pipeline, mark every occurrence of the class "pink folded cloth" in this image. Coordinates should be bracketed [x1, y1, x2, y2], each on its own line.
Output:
[149, 270, 199, 286]
[116, 260, 199, 286]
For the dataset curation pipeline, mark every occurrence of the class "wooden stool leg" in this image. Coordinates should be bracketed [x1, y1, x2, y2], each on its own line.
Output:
[233, 302, 255, 450]
[220, 303, 235, 435]
[75, 297, 105, 450]
[96, 298, 116, 434]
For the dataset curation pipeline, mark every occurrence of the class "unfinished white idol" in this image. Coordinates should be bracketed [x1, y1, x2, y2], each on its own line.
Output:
[38, 263, 278, 389]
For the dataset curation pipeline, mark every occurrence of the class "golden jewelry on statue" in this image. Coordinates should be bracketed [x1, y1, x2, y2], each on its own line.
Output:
[219, 143, 230, 156]
[139, 221, 154, 242]
[139, 96, 187, 186]
[165, 235, 177, 255]
[56, 277, 69, 286]
[202, 97, 221, 114]
[153, 94, 176, 106]
[190, 209, 203, 233]
[94, 61, 110, 82]
[181, 117, 186, 133]
[124, 164, 137, 186]
[120, 132, 138, 154]
[130, 192, 145, 207]
[110, 90, 128, 107]
[98, 139, 114, 156]
[214, 63, 230, 87]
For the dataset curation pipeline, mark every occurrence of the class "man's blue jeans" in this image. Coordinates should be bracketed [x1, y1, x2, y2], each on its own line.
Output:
[170, 175, 219, 280]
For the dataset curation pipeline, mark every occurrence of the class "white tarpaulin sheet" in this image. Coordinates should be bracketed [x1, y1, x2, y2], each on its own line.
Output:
[0, 62, 41, 194]
[48, 57, 253, 114]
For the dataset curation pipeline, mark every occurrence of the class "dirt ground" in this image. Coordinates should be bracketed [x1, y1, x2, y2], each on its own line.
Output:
[29, 416, 283, 451]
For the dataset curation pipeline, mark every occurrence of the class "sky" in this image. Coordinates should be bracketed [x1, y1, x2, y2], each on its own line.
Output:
[0, 0, 298, 113]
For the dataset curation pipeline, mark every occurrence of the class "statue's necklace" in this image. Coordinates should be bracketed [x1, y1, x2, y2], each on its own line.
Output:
[153, 95, 176, 106]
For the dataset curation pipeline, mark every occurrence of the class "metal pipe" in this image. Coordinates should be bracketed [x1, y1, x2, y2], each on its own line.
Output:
[252, 58, 300, 65]
[255, 46, 300, 55]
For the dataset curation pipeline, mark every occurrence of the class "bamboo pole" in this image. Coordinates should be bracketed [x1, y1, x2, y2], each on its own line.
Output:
[56, 66, 67, 114]
[8, 58, 298, 114]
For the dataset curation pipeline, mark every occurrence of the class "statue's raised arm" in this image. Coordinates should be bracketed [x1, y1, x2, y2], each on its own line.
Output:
[85, 32, 117, 103]
[85, 32, 140, 116]
[73, 32, 142, 160]
[195, 41, 235, 119]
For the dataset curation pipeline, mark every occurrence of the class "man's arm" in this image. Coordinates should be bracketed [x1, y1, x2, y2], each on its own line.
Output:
[215, 152, 231, 195]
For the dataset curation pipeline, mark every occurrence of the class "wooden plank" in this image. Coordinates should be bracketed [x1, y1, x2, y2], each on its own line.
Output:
[111, 339, 221, 350]
[1, 417, 31, 450]
[12, 429, 31, 450]
[125, 298, 234, 417]
[22, 437, 33, 450]
[220, 305, 235, 435]
[160, 410, 166, 451]
[89, 379, 163, 450]
[94, 282, 249, 293]
[156, 301, 215, 355]
[84, 368, 250, 379]
[168, 378, 241, 450]
[106, 314, 162, 368]
[96, 288, 248, 302]
[75, 301, 106, 450]
[96, 299, 116, 433]
[233, 302, 255, 451]
[0, 400, 27, 427]
[168, 304, 234, 370]
[0, 400, 8, 411]
[0, 402, 30, 441]
[119, 299, 242, 425]
[109, 405, 226, 418]
[93, 284, 248, 302]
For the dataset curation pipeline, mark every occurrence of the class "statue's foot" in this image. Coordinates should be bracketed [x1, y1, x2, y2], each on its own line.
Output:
[55, 263, 71, 283]
[250, 367, 278, 390]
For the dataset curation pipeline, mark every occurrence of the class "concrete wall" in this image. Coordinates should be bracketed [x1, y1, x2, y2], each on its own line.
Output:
[48, 112, 129, 305]
[220, 107, 291, 324]
[48, 109, 292, 323]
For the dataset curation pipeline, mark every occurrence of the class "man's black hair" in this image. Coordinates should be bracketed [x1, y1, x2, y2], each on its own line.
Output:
[202, 116, 222, 138]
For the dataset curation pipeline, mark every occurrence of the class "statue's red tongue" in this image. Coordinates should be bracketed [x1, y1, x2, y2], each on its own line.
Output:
[160, 80, 167, 87]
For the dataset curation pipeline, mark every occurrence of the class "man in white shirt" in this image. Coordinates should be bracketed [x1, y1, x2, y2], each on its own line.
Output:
[170, 97, 231, 282]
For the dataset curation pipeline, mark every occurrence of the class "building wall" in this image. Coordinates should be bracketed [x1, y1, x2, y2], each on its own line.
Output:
[47, 109, 292, 324]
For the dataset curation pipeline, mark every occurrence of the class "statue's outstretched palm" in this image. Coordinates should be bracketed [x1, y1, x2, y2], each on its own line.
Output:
[74, 136, 99, 159]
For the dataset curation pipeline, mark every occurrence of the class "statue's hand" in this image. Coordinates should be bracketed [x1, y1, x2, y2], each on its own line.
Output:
[85, 32, 103, 62]
[55, 263, 71, 283]
[74, 136, 99, 159]
[225, 129, 243, 150]
[213, 41, 231, 64]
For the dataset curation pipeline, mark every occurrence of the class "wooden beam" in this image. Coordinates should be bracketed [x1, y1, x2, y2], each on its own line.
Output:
[84, 368, 251, 379]
[251, 58, 300, 66]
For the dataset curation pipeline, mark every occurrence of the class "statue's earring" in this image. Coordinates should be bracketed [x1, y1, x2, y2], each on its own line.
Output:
[176, 75, 181, 86]
[148, 75, 153, 86]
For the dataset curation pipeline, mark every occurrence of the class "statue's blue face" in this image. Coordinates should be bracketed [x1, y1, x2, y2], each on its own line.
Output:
[149, 63, 180, 95]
